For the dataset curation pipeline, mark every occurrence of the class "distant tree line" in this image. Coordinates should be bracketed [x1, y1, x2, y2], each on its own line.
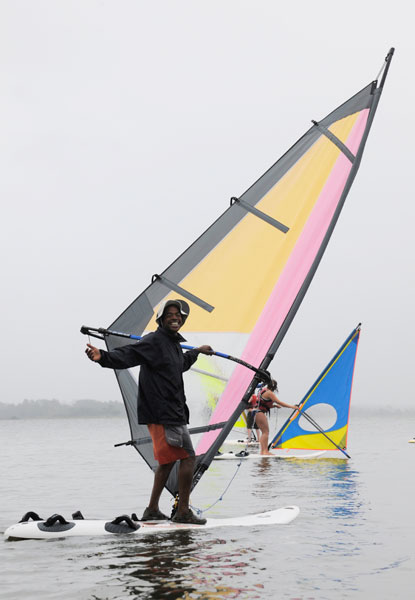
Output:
[1, 399, 412, 420]
[0, 399, 125, 419]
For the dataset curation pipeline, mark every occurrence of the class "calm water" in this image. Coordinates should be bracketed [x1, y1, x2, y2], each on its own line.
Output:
[1, 413, 414, 599]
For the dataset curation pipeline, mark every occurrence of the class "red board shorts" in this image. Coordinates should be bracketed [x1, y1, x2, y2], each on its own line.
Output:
[147, 424, 195, 465]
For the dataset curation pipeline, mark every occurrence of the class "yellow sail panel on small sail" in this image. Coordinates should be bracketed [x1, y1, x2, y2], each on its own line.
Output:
[278, 426, 348, 451]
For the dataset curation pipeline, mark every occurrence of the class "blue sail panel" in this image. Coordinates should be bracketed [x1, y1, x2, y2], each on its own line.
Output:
[270, 325, 360, 451]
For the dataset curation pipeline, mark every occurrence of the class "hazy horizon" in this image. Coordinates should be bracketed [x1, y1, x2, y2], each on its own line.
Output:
[1, 398, 414, 419]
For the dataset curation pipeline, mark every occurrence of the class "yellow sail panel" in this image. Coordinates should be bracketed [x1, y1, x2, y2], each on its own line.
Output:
[145, 112, 361, 333]
[279, 425, 348, 450]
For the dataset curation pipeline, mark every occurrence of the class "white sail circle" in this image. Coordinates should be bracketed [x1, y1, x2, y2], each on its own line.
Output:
[298, 403, 338, 431]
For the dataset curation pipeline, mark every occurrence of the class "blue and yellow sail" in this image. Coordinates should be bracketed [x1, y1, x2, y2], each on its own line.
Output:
[270, 325, 361, 452]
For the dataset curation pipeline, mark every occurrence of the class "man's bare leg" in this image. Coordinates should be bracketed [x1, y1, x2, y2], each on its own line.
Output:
[170, 456, 206, 524]
[147, 462, 175, 511]
[175, 456, 195, 515]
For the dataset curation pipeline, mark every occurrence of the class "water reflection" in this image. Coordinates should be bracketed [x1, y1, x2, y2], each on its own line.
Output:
[87, 531, 266, 599]
[252, 456, 362, 519]
[323, 460, 362, 519]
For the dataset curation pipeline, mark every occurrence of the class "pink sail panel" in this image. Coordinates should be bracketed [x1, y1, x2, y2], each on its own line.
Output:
[196, 109, 369, 455]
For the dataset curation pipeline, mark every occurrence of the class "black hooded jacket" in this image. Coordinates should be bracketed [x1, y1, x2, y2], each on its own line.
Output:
[98, 327, 199, 425]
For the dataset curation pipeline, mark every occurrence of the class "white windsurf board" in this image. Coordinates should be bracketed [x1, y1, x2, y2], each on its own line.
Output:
[214, 450, 326, 460]
[222, 439, 260, 448]
[4, 506, 300, 540]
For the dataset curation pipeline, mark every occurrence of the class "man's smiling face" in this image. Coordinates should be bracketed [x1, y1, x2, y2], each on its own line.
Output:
[162, 305, 183, 333]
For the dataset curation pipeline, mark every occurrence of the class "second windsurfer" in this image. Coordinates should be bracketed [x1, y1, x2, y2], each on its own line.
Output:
[249, 381, 299, 455]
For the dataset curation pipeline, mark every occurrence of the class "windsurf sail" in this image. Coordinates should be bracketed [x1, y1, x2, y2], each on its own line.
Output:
[269, 324, 361, 454]
[90, 49, 393, 496]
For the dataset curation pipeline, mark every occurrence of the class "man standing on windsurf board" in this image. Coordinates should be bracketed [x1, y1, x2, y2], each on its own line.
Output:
[85, 299, 213, 525]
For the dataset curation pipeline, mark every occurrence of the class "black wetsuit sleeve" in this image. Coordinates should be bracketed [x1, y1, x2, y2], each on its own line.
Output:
[98, 337, 156, 370]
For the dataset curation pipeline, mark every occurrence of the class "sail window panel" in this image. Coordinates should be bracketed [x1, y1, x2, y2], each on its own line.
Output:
[190, 353, 227, 412]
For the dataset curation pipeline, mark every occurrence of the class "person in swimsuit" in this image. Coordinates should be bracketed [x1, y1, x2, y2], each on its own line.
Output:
[249, 380, 299, 455]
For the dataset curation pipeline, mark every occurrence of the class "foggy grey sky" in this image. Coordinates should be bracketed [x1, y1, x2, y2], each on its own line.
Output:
[1, 1, 413, 408]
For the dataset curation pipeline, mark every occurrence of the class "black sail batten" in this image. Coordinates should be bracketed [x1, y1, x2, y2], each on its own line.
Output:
[230, 197, 289, 233]
[101, 50, 393, 498]
[151, 275, 215, 313]
[116, 422, 228, 448]
[311, 121, 356, 163]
